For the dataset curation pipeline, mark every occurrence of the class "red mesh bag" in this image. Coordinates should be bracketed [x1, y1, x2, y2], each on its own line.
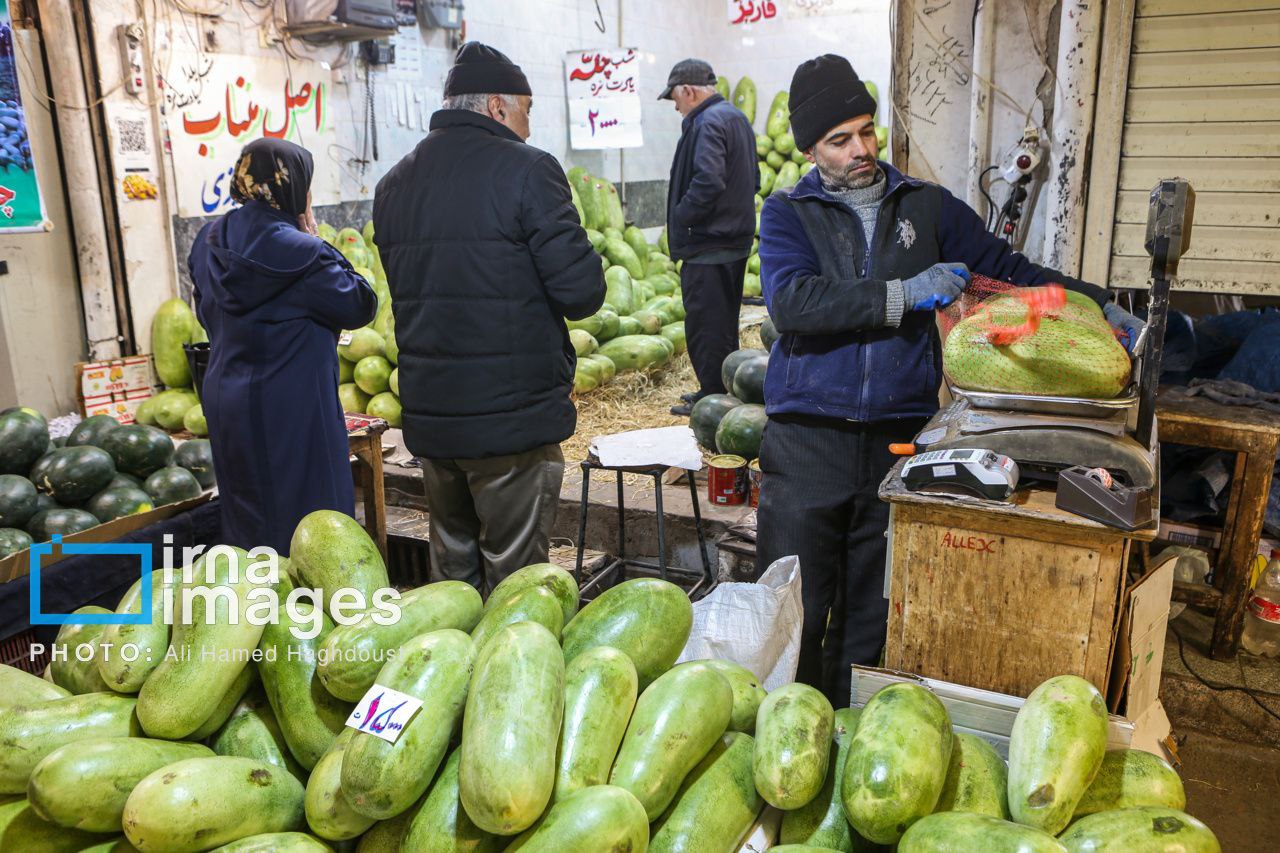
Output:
[938, 275, 1132, 399]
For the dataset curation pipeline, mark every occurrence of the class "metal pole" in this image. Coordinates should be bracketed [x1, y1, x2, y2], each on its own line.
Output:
[965, 0, 995, 214]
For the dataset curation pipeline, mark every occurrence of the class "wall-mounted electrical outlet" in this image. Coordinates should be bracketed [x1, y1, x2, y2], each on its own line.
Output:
[118, 24, 145, 97]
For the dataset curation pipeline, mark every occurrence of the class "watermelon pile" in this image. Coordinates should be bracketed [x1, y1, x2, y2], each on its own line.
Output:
[0, 406, 214, 561]
[567, 168, 687, 394]
[145, 298, 209, 436]
[0, 528, 1218, 853]
[688, 337, 774, 462]
[737, 78, 889, 297]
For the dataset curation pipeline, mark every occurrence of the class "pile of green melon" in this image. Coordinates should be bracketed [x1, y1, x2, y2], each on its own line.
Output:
[0, 406, 214, 560]
[567, 168, 686, 393]
[0, 517, 1218, 852]
[686, 318, 778, 462]
[144, 298, 210, 436]
[723, 76, 889, 299]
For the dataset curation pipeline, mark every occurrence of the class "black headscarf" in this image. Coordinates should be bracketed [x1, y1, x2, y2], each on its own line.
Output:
[230, 138, 314, 216]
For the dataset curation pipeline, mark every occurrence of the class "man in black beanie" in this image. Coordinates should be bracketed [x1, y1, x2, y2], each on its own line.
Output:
[373, 43, 605, 594]
[755, 54, 1144, 705]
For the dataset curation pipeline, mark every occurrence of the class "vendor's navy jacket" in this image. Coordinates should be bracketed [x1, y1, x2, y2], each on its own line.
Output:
[666, 94, 759, 261]
[758, 162, 1107, 422]
[189, 200, 377, 555]
[373, 109, 606, 460]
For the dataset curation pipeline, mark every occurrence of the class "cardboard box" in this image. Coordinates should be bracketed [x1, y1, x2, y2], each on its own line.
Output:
[76, 356, 158, 419]
[0, 492, 213, 583]
[83, 393, 146, 425]
[1157, 519, 1222, 551]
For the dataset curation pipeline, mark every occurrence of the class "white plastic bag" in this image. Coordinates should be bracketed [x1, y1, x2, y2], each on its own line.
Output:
[677, 556, 803, 691]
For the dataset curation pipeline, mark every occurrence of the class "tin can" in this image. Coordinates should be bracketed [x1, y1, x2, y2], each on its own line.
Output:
[749, 459, 762, 507]
[708, 454, 748, 506]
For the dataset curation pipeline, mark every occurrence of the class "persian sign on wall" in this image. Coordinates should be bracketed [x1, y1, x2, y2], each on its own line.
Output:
[0, 1, 48, 232]
[162, 50, 337, 217]
[729, 0, 781, 25]
[564, 48, 642, 150]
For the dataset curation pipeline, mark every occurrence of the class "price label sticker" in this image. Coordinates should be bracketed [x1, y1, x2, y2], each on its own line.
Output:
[345, 685, 423, 743]
[338, 330, 354, 346]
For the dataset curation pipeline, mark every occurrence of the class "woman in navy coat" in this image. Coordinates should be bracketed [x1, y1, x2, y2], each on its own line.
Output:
[188, 139, 377, 555]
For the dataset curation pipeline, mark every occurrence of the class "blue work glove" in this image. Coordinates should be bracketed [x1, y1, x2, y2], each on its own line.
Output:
[902, 263, 970, 311]
[1103, 302, 1146, 354]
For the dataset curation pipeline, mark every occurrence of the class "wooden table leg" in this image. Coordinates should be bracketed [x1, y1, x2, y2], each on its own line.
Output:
[1210, 437, 1280, 659]
[364, 434, 388, 561]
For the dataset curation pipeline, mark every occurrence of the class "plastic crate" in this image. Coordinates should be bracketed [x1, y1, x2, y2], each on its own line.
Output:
[2, 628, 49, 675]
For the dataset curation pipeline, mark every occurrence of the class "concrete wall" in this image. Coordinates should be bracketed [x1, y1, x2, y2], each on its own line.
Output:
[0, 28, 86, 415]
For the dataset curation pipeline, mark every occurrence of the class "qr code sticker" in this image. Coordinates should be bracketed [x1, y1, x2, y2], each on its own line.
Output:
[117, 119, 149, 154]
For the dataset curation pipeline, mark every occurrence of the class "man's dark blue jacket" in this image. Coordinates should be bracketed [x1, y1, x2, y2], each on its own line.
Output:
[666, 94, 758, 261]
[759, 162, 1108, 422]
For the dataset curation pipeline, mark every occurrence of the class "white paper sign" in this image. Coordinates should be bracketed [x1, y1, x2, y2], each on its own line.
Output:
[728, 0, 781, 25]
[591, 426, 703, 471]
[564, 48, 643, 150]
[345, 685, 423, 743]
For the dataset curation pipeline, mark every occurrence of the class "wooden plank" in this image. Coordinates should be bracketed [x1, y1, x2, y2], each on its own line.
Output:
[1160, 386, 1280, 438]
[1212, 437, 1280, 658]
[1129, 47, 1280, 88]
[1118, 156, 1280, 192]
[1082, 0, 1139, 288]
[1133, 10, 1280, 53]
[1115, 190, 1279, 228]
[886, 503, 1128, 698]
[1113, 222, 1279, 263]
[1122, 122, 1280, 158]
[1125, 85, 1280, 123]
[1108, 255, 1280, 293]
[1139, 0, 1280, 16]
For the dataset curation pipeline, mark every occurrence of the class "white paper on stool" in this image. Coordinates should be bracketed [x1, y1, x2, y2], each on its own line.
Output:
[590, 425, 703, 470]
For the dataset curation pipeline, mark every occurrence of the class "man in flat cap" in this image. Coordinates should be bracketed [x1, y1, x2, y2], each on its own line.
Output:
[659, 59, 758, 415]
[373, 42, 604, 594]
[755, 54, 1144, 705]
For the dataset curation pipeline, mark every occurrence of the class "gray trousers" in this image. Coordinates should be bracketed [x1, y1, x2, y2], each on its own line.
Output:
[421, 444, 565, 593]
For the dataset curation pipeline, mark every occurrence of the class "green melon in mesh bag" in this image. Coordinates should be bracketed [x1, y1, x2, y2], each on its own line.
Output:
[943, 285, 1131, 399]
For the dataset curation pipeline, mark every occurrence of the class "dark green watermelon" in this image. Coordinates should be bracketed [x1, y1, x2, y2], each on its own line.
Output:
[0, 405, 47, 427]
[760, 316, 779, 350]
[86, 485, 155, 524]
[0, 410, 49, 476]
[690, 394, 744, 451]
[721, 348, 766, 394]
[143, 466, 203, 505]
[27, 508, 99, 542]
[37, 446, 117, 505]
[731, 353, 769, 405]
[716, 404, 767, 460]
[27, 451, 58, 487]
[174, 439, 216, 489]
[102, 424, 175, 478]
[51, 435, 68, 447]
[103, 472, 144, 491]
[0, 475, 38, 529]
[66, 414, 123, 449]
[33, 493, 59, 514]
[0, 527, 32, 559]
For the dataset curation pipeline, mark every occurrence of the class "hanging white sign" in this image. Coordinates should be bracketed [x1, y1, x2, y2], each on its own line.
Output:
[564, 48, 643, 150]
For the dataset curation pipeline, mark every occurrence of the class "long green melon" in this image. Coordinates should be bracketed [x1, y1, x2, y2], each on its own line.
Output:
[610, 660, 734, 820]
[186, 662, 259, 741]
[318, 580, 482, 702]
[841, 683, 952, 845]
[304, 730, 374, 841]
[98, 569, 174, 694]
[753, 682, 834, 810]
[0, 664, 68, 710]
[460, 621, 564, 835]
[943, 297, 1130, 398]
[505, 785, 648, 852]
[401, 746, 502, 852]
[648, 732, 763, 853]
[484, 563, 579, 625]
[259, 604, 351, 771]
[898, 811, 1067, 852]
[470, 584, 564, 653]
[212, 833, 334, 852]
[0, 800, 105, 852]
[122, 756, 306, 851]
[27, 736, 212, 833]
[731, 76, 757, 125]
[706, 660, 767, 734]
[289, 510, 390, 618]
[48, 609, 112, 695]
[561, 577, 693, 688]
[0, 693, 140, 793]
[211, 692, 306, 782]
[152, 298, 198, 388]
[1007, 675, 1108, 835]
[552, 645, 638, 803]
[1072, 749, 1185, 818]
[935, 732, 1010, 819]
[1057, 807, 1220, 852]
[137, 547, 269, 739]
[780, 707, 872, 852]
[342, 629, 476, 820]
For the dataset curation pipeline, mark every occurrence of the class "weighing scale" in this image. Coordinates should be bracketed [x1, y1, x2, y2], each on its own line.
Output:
[901, 179, 1196, 529]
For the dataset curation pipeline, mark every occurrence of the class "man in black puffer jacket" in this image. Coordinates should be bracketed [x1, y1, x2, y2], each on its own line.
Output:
[373, 43, 604, 592]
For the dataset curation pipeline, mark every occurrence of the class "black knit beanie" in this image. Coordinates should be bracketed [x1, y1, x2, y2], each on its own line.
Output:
[444, 42, 532, 97]
[788, 54, 877, 151]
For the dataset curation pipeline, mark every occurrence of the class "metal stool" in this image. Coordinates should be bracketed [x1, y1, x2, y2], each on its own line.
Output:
[573, 454, 714, 600]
